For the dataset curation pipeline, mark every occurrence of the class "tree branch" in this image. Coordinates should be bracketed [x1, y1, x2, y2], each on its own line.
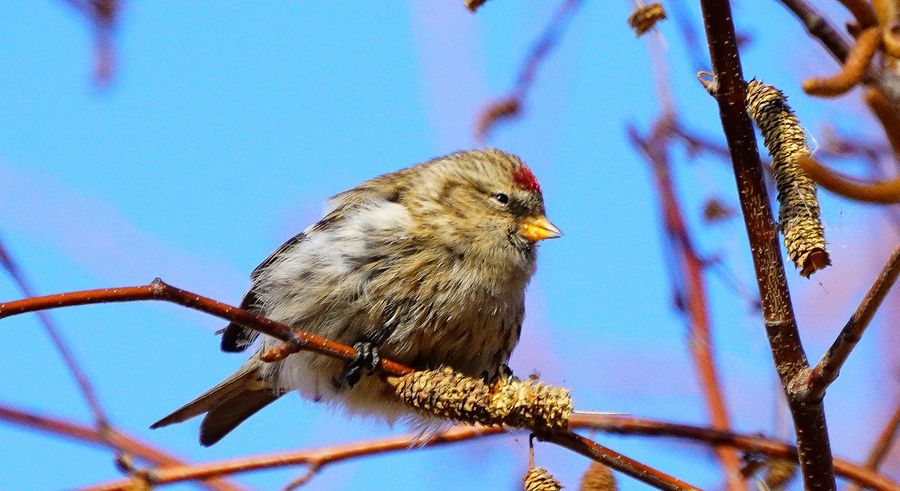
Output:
[800, 245, 900, 399]
[629, 119, 745, 489]
[0, 281, 699, 491]
[0, 236, 116, 449]
[0, 403, 242, 491]
[81, 414, 899, 491]
[697, 0, 835, 488]
[776, 0, 852, 63]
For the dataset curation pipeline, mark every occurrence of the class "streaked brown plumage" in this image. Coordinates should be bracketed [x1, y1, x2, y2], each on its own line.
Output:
[151, 149, 559, 446]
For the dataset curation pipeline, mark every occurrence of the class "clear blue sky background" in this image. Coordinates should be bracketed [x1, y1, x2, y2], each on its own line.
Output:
[0, 2, 897, 490]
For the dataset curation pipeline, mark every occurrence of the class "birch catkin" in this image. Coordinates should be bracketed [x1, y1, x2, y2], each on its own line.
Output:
[389, 367, 573, 432]
[525, 467, 563, 491]
[745, 80, 830, 277]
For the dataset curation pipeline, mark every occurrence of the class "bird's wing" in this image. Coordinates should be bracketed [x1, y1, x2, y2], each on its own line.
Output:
[219, 186, 391, 353]
[219, 231, 306, 352]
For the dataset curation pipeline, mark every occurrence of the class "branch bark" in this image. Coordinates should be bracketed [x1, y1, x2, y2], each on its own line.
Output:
[697, 0, 835, 488]
[801, 245, 900, 399]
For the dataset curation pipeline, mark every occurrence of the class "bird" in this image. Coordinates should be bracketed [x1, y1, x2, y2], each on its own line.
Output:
[151, 149, 560, 446]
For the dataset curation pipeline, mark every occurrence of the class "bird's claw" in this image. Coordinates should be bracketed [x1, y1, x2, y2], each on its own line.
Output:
[481, 364, 515, 384]
[335, 342, 380, 388]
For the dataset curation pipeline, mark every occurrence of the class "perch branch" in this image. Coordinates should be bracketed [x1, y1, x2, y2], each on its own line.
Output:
[0, 281, 697, 491]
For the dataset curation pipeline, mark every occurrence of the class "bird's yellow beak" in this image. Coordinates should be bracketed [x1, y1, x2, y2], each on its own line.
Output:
[519, 215, 562, 242]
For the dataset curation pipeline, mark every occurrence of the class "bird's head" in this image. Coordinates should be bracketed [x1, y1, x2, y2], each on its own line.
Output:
[403, 149, 560, 273]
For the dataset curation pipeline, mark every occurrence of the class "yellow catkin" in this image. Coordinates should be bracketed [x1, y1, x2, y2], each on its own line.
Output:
[390, 367, 573, 432]
[745, 80, 830, 277]
[628, 3, 667, 36]
[763, 459, 797, 489]
[525, 467, 563, 491]
[579, 462, 618, 491]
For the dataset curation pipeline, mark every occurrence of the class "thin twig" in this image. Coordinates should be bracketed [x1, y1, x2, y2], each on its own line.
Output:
[0, 279, 412, 377]
[475, 0, 585, 141]
[540, 431, 699, 491]
[776, 0, 852, 63]
[0, 403, 242, 491]
[697, 0, 835, 488]
[798, 155, 900, 203]
[0, 237, 116, 447]
[83, 414, 898, 491]
[801, 245, 900, 400]
[629, 120, 745, 489]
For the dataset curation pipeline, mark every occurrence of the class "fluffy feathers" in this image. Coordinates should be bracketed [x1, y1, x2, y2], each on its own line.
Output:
[153, 149, 556, 444]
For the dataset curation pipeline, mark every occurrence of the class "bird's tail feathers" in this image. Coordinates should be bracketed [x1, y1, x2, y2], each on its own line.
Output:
[150, 359, 280, 446]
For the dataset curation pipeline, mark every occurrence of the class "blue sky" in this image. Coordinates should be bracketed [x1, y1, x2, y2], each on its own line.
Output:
[0, 1, 897, 489]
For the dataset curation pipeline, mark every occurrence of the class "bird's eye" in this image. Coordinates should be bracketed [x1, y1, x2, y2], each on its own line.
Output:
[493, 193, 510, 205]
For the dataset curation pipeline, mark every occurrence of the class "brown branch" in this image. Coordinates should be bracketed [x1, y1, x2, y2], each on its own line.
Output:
[540, 431, 699, 491]
[569, 415, 899, 491]
[0, 279, 412, 377]
[0, 404, 242, 491]
[800, 245, 900, 400]
[836, 0, 880, 28]
[83, 414, 898, 491]
[803, 27, 882, 97]
[698, 0, 835, 489]
[847, 401, 900, 491]
[798, 155, 900, 203]
[629, 120, 745, 489]
[777, 0, 852, 63]
[1, 281, 699, 491]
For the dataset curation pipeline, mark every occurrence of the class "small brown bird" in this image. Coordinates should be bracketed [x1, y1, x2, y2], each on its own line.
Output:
[151, 149, 560, 446]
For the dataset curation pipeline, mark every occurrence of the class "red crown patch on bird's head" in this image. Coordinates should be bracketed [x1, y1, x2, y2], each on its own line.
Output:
[512, 165, 541, 194]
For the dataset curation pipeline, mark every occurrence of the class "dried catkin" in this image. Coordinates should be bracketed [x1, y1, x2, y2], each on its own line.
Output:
[763, 459, 797, 489]
[628, 3, 666, 36]
[525, 467, 563, 491]
[389, 367, 573, 432]
[745, 80, 830, 277]
[579, 462, 618, 491]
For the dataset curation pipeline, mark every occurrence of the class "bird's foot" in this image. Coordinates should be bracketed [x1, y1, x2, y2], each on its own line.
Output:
[481, 364, 515, 384]
[335, 342, 381, 388]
